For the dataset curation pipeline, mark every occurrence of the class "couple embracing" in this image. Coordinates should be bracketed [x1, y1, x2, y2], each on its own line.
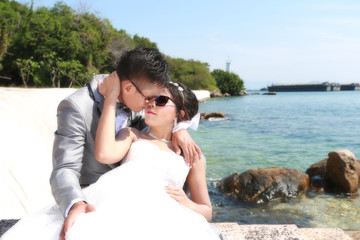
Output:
[1, 48, 222, 239]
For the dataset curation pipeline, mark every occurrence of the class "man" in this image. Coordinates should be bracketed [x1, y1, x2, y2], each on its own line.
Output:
[50, 48, 202, 239]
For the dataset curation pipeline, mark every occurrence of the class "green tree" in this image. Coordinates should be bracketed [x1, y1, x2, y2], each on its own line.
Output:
[0, 0, 17, 57]
[0, 0, 162, 87]
[58, 59, 89, 87]
[133, 34, 158, 49]
[211, 69, 244, 95]
[166, 57, 218, 90]
[15, 57, 39, 87]
[106, 29, 135, 69]
[0, 0, 28, 82]
[40, 52, 62, 87]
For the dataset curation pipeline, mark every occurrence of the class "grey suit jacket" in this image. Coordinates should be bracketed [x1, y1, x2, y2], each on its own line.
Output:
[50, 74, 146, 216]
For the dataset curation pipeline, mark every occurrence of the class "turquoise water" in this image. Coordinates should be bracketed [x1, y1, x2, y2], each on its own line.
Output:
[192, 91, 360, 230]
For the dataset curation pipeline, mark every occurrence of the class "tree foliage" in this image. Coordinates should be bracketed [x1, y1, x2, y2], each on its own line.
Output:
[211, 69, 244, 95]
[133, 34, 158, 49]
[166, 57, 218, 90]
[0, 0, 27, 77]
[0, 0, 237, 91]
[0, 0, 158, 87]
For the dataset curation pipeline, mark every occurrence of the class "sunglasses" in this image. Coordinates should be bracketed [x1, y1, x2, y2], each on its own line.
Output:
[154, 95, 176, 107]
[128, 79, 156, 103]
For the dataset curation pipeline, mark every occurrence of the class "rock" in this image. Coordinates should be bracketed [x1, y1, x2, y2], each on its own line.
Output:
[239, 90, 248, 96]
[306, 158, 331, 193]
[224, 93, 231, 97]
[210, 90, 224, 98]
[203, 112, 225, 119]
[263, 92, 277, 95]
[326, 150, 359, 194]
[306, 158, 328, 178]
[217, 167, 309, 203]
[306, 152, 360, 194]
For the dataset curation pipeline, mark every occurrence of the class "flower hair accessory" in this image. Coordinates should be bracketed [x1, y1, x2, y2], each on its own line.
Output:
[169, 81, 184, 92]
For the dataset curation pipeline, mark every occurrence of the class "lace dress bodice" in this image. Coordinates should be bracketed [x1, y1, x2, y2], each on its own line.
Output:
[122, 140, 190, 188]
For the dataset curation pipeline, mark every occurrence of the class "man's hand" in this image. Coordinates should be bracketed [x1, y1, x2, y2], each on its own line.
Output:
[59, 201, 96, 240]
[172, 129, 202, 167]
[98, 71, 121, 99]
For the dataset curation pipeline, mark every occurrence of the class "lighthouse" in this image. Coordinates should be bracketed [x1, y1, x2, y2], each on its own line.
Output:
[226, 57, 231, 72]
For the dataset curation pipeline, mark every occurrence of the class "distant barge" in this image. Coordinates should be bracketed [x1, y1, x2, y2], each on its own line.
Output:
[267, 82, 360, 92]
[340, 83, 360, 91]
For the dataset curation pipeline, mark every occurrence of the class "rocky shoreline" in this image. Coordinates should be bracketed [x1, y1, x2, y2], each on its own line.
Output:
[216, 149, 359, 203]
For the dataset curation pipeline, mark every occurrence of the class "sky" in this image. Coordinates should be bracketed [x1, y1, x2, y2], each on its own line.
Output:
[18, 0, 360, 89]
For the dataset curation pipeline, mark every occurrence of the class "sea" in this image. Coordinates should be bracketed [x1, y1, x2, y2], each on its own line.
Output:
[191, 91, 360, 230]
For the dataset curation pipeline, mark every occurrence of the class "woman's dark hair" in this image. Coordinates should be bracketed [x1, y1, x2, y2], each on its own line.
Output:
[116, 48, 170, 86]
[167, 82, 198, 122]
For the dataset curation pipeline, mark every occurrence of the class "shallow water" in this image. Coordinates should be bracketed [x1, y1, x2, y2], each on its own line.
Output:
[192, 91, 360, 230]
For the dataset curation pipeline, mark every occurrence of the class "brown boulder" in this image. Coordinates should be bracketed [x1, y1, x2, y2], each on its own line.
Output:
[306, 158, 327, 178]
[326, 150, 359, 194]
[217, 167, 309, 203]
[306, 158, 331, 193]
[210, 90, 224, 98]
[203, 112, 225, 119]
[263, 92, 277, 95]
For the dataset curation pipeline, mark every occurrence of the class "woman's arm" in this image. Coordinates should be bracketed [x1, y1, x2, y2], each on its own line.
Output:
[94, 76, 137, 164]
[166, 157, 212, 221]
[95, 126, 136, 164]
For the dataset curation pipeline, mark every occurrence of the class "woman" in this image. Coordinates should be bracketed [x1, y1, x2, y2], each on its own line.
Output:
[1, 80, 220, 240]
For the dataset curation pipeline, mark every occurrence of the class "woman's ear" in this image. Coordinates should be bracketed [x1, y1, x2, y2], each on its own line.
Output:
[179, 110, 185, 118]
[174, 110, 185, 123]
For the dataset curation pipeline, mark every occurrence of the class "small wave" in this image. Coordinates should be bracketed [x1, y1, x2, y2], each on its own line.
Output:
[207, 117, 227, 122]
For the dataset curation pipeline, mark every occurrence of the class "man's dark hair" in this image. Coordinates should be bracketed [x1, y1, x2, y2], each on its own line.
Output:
[116, 48, 170, 86]
[168, 82, 199, 122]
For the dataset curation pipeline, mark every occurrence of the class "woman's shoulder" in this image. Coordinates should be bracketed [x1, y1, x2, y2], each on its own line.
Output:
[117, 127, 145, 140]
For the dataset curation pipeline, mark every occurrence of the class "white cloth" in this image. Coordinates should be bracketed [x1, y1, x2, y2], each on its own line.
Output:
[172, 113, 200, 133]
[2, 141, 219, 240]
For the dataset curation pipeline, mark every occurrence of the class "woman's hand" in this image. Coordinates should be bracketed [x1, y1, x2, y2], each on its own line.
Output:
[171, 129, 202, 167]
[98, 71, 120, 99]
[165, 186, 191, 208]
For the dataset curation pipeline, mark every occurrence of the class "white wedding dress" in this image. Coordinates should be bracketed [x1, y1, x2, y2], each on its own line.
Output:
[2, 141, 220, 240]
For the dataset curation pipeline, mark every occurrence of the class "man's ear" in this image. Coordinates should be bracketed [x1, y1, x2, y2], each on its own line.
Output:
[122, 80, 133, 93]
